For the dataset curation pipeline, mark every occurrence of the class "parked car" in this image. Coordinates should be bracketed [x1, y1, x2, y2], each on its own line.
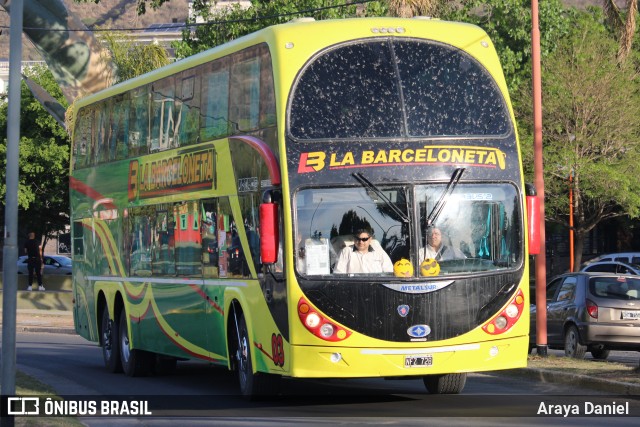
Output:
[581, 261, 640, 275]
[530, 272, 640, 359]
[583, 252, 640, 266]
[17, 255, 72, 276]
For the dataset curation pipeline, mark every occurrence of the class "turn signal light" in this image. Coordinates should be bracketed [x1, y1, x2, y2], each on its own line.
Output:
[297, 297, 352, 342]
[482, 289, 525, 335]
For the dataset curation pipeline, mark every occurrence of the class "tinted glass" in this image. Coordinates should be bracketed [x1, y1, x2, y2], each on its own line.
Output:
[290, 39, 510, 140]
[590, 277, 640, 300]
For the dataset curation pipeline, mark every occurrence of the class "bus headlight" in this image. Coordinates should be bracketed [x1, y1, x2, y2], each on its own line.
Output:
[305, 313, 320, 328]
[481, 289, 525, 335]
[320, 323, 334, 338]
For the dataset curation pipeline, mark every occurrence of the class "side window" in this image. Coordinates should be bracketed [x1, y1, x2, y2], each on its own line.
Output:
[72, 220, 84, 257]
[546, 278, 563, 301]
[152, 207, 176, 276]
[113, 94, 130, 160]
[73, 109, 91, 169]
[201, 58, 230, 141]
[176, 71, 201, 146]
[151, 77, 176, 152]
[556, 278, 577, 302]
[173, 201, 202, 277]
[230, 53, 260, 132]
[201, 199, 218, 278]
[129, 85, 150, 157]
[130, 207, 153, 276]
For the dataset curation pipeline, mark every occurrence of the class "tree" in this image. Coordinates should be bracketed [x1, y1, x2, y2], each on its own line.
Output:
[0, 65, 70, 249]
[518, 12, 640, 269]
[98, 31, 171, 84]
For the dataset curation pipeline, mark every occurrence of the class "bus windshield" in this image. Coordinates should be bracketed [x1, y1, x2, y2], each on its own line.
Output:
[290, 38, 511, 140]
[295, 183, 521, 277]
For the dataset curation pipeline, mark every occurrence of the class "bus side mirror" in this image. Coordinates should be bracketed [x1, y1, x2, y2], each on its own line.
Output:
[259, 202, 279, 264]
[526, 184, 540, 255]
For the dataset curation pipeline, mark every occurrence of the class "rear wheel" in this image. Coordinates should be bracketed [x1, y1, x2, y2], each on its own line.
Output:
[100, 306, 122, 373]
[423, 373, 467, 394]
[119, 310, 152, 377]
[234, 312, 280, 399]
[564, 325, 587, 359]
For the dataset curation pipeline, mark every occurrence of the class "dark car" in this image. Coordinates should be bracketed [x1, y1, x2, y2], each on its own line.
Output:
[530, 272, 640, 359]
[581, 261, 640, 275]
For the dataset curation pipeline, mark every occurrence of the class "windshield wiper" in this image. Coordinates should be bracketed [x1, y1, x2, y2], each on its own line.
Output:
[352, 173, 410, 223]
[425, 167, 465, 228]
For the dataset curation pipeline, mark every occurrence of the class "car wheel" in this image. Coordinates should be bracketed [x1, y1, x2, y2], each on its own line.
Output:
[590, 346, 610, 360]
[564, 325, 586, 359]
[423, 373, 467, 394]
[101, 306, 122, 373]
[234, 312, 280, 399]
[119, 309, 152, 377]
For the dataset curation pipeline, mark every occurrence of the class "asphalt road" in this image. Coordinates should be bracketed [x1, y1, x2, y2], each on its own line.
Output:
[7, 332, 640, 426]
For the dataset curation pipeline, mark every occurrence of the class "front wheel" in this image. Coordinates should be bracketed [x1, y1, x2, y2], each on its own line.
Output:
[100, 306, 122, 373]
[119, 310, 151, 377]
[564, 325, 587, 359]
[423, 373, 467, 394]
[234, 312, 280, 399]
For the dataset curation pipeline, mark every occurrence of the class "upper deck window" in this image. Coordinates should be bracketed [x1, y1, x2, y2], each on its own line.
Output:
[289, 39, 510, 140]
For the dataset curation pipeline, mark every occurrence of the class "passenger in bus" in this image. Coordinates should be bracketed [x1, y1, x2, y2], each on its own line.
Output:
[333, 228, 393, 274]
[419, 227, 466, 262]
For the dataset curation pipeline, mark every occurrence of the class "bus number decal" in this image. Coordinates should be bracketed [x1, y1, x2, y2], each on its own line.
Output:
[271, 333, 285, 367]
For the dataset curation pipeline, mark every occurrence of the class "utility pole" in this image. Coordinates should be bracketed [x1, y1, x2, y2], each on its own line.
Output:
[2, 1, 24, 420]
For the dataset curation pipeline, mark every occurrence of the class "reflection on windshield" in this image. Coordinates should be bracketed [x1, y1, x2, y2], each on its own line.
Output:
[294, 184, 521, 278]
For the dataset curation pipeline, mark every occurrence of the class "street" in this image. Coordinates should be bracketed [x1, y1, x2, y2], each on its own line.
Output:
[6, 331, 640, 426]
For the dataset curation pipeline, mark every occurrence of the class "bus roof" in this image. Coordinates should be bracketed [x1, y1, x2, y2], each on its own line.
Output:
[74, 17, 500, 111]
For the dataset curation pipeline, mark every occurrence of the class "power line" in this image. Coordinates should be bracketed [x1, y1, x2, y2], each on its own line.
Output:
[0, 0, 377, 32]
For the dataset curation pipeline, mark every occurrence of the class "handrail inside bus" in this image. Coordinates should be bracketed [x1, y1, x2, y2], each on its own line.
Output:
[229, 135, 281, 186]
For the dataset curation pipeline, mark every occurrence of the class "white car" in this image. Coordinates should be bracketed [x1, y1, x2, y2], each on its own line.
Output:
[17, 255, 72, 275]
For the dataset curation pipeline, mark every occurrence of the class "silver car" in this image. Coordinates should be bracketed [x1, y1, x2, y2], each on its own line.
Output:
[530, 272, 640, 359]
[17, 255, 72, 275]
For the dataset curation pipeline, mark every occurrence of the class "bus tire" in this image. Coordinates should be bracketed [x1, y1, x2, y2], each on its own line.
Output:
[235, 313, 280, 399]
[100, 306, 122, 373]
[119, 310, 151, 377]
[423, 373, 467, 394]
[564, 325, 586, 359]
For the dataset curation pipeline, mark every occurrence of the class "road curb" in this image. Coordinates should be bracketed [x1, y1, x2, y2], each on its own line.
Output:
[496, 367, 640, 395]
[16, 326, 77, 335]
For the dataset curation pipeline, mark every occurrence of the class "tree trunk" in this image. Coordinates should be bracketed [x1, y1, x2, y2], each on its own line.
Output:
[573, 230, 586, 271]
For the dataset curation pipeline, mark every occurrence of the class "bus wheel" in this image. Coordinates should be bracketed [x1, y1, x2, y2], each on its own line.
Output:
[235, 313, 280, 399]
[119, 310, 151, 377]
[100, 306, 122, 373]
[423, 373, 467, 394]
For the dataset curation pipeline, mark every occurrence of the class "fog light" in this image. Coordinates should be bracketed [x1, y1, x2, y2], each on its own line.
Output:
[305, 313, 320, 328]
[320, 323, 334, 338]
[489, 346, 499, 357]
[330, 353, 342, 363]
[494, 316, 508, 329]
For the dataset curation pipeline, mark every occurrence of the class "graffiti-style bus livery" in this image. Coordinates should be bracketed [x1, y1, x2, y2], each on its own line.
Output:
[70, 17, 538, 397]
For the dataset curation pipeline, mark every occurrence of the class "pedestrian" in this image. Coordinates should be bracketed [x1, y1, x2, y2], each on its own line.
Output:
[24, 231, 45, 291]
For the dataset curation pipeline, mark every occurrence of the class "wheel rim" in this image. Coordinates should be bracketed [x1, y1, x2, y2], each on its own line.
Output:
[121, 321, 130, 365]
[237, 330, 249, 387]
[566, 329, 578, 355]
[102, 316, 112, 357]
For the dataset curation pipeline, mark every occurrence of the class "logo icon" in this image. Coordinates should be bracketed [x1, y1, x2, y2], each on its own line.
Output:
[397, 305, 410, 317]
[7, 397, 40, 415]
[407, 324, 431, 338]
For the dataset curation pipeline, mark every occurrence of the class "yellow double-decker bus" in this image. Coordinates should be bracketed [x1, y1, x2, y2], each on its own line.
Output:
[70, 17, 538, 397]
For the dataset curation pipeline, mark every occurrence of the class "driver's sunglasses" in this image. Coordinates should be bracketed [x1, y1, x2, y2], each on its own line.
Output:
[355, 236, 370, 242]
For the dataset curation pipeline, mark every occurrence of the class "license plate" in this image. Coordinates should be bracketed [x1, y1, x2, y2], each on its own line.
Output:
[622, 310, 640, 320]
[404, 354, 433, 368]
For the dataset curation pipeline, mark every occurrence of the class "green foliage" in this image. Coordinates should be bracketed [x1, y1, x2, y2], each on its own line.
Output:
[0, 65, 70, 240]
[456, 0, 574, 93]
[174, 0, 388, 58]
[518, 11, 640, 235]
[99, 31, 170, 83]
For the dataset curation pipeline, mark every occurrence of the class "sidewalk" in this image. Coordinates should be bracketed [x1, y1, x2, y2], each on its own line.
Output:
[1, 308, 76, 335]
